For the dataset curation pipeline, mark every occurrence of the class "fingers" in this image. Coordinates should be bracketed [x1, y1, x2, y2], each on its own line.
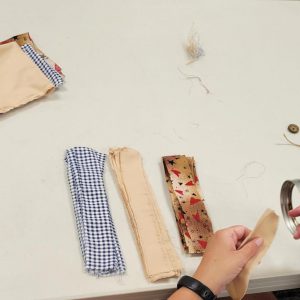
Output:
[228, 225, 251, 243]
[288, 205, 300, 218]
[238, 238, 263, 263]
[215, 226, 252, 249]
[294, 225, 300, 239]
[288, 207, 300, 239]
[236, 240, 244, 249]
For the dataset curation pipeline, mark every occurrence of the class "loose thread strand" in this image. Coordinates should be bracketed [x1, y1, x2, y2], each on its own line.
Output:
[178, 68, 210, 94]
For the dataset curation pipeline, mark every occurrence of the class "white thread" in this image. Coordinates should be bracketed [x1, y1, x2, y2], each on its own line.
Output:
[237, 161, 266, 198]
[178, 68, 210, 94]
[237, 161, 266, 181]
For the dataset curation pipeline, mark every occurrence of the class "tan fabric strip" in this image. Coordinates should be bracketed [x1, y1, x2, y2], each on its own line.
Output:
[227, 209, 279, 300]
[163, 155, 213, 254]
[109, 148, 182, 282]
[0, 42, 54, 113]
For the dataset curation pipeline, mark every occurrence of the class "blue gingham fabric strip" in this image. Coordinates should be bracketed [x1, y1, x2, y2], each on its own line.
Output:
[21, 44, 63, 88]
[65, 147, 126, 276]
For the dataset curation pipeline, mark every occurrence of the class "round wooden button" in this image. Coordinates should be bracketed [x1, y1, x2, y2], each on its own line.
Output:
[288, 124, 299, 134]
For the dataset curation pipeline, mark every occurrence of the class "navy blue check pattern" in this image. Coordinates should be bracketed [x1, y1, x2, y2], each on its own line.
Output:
[21, 44, 63, 88]
[65, 147, 126, 276]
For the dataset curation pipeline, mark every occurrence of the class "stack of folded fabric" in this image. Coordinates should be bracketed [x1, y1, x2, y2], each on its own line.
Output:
[0, 33, 64, 113]
[65, 147, 126, 276]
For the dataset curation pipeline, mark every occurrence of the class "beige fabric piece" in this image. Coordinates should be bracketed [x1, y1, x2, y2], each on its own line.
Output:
[0, 32, 64, 77]
[0, 42, 54, 113]
[227, 209, 279, 300]
[109, 147, 182, 282]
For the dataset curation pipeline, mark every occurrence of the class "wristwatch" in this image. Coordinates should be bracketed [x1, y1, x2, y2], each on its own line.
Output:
[177, 275, 217, 300]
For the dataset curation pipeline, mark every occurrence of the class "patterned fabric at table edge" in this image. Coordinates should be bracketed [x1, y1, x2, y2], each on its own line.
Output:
[65, 147, 126, 276]
[21, 44, 63, 87]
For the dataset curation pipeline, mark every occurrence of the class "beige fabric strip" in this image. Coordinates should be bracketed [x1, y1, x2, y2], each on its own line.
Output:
[227, 209, 279, 300]
[0, 42, 54, 113]
[109, 147, 182, 282]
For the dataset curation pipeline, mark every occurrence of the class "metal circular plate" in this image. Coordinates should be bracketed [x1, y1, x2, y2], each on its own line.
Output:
[280, 180, 300, 235]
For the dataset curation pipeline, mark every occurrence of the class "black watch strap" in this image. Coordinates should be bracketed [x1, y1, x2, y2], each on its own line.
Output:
[177, 275, 217, 300]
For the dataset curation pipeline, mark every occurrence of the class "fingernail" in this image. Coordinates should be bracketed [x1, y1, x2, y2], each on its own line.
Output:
[293, 232, 300, 239]
[255, 238, 263, 246]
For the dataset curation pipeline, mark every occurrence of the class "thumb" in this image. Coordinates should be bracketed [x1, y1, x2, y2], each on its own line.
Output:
[238, 238, 264, 263]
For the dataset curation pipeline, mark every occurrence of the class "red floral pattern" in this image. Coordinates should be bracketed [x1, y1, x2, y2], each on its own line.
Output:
[163, 155, 213, 254]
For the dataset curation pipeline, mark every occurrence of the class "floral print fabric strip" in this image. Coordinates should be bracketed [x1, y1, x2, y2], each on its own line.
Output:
[162, 155, 213, 254]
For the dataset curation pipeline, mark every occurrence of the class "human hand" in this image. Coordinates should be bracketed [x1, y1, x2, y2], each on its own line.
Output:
[193, 226, 263, 295]
[288, 205, 300, 239]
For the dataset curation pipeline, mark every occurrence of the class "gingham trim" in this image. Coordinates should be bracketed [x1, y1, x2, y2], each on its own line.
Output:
[21, 44, 63, 87]
[65, 147, 126, 276]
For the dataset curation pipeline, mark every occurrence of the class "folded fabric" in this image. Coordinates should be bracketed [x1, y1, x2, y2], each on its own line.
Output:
[109, 147, 182, 282]
[0, 32, 64, 76]
[21, 44, 63, 87]
[227, 209, 279, 300]
[65, 147, 126, 276]
[0, 42, 54, 113]
[162, 155, 213, 254]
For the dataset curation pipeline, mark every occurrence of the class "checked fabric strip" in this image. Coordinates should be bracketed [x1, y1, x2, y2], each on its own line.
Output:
[65, 147, 126, 276]
[163, 155, 213, 254]
[21, 44, 63, 87]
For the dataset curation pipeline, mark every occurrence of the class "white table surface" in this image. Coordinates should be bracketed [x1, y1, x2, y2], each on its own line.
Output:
[1, 0, 300, 299]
